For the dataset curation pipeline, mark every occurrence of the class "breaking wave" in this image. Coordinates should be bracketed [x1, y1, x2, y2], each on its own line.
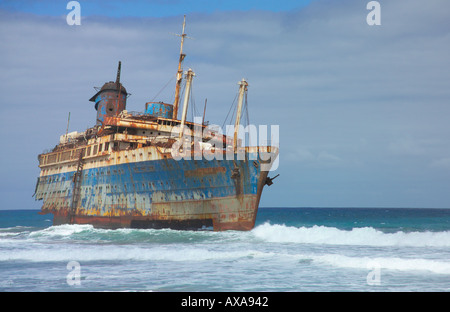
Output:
[1, 224, 450, 275]
[0, 244, 258, 263]
[309, 254, 450, 275]
[3, 222, 450, 248]
[251, 222, 450, 247]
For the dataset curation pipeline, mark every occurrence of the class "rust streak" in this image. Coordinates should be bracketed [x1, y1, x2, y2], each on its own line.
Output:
[184, 166, 226, 177]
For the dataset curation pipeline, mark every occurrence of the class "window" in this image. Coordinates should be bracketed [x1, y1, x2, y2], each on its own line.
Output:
[99, 143, 103, 152]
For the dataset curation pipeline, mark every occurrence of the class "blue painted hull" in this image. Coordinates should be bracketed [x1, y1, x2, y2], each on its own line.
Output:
[36, 151, 270, 231]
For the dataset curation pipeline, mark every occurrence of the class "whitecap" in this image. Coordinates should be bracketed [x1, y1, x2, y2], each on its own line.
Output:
[251, 222, 450, 247]
[311, 254, 450, 275]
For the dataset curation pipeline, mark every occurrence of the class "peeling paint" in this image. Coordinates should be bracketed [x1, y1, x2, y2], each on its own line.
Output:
[34, 21, 279, 231]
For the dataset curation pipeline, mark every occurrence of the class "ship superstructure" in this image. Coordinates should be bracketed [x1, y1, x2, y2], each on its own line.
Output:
[33, 16, 279, 231]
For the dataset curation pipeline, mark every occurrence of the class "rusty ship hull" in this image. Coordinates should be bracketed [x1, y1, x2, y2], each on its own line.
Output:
[34, 16, 278, 231]
[36, 149, 273, 231]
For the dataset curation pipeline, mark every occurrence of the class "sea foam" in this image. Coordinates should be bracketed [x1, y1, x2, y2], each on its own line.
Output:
[251, 222, 450, 247]
[310, 254, 450, 275]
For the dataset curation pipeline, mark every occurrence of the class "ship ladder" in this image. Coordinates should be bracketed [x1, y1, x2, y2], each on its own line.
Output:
[70, 150, 84, 224]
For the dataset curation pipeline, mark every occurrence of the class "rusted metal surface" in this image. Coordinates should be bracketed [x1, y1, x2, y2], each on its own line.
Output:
[89, 61, 128, 126]
[35, 138, 277, 231]
[145, 102, 174, 119]
[34, 103, 279, 231]
[34, 17, 279, 231]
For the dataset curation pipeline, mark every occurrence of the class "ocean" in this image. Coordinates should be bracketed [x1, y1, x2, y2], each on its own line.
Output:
[0, 208, 449, 293]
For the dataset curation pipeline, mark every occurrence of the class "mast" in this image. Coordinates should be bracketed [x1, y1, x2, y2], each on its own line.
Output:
[179, 68, 195, 139]
[202, 98, 207, 125]
[173, 15, 188, 120]
[234, 79, 248, 151]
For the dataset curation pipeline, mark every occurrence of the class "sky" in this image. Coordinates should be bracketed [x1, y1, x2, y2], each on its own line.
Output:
[0, 0, 449, 210]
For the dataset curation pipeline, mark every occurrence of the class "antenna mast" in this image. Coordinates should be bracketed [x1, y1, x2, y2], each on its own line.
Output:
[234, 79, 248, 151]
[65, 112, 71, 139]
[173, 15, 188, 120]
[179, 68, 195, 139]
[116, 61, 122, 116]
[116, 61, 121, 86]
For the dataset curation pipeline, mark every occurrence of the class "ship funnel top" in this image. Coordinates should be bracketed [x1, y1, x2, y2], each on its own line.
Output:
[89, 61, 128, 125]
[89, 61, 127, 103]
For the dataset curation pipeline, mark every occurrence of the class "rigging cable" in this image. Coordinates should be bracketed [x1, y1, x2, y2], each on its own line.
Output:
[222, 92, 238, 130]
[150, 74, 176, 103]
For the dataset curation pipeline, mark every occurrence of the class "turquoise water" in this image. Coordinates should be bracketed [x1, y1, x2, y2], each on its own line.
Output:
[0, 208, 449, 292]
[259, 208, 450, 232]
